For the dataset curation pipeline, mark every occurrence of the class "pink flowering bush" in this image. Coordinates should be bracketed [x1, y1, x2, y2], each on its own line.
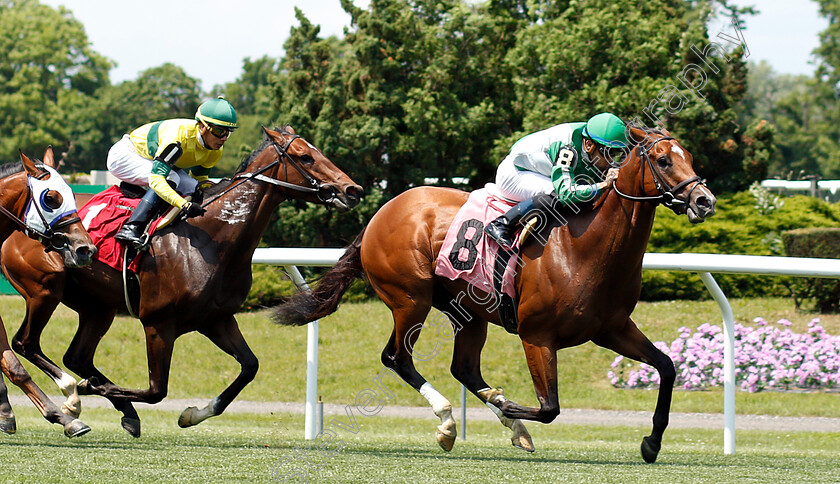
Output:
[609, 318, 840, 393]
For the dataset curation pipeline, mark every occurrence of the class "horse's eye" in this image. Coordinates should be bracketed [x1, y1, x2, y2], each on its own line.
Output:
[43, 191, 62, 210]
[657, 156, 670, 169]
[299, 154, 314, 165]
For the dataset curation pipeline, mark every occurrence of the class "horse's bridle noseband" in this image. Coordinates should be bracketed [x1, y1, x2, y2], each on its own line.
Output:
[203, 132, 339, 208]
[0, 170, 81, 252]
[612, 135, 706, 210]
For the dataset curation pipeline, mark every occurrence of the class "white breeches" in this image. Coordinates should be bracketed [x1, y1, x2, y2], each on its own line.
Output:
[106, 135, 197, 195]
[494, 155, 555, 202]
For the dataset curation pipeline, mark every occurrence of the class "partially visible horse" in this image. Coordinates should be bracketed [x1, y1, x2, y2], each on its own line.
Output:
[0, 147, 96, 438]
[274, 126, 716, 463]
[1, 126, 362, 437]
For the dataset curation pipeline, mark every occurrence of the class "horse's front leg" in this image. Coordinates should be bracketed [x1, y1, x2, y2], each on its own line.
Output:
[491, 337, 560, 424]
[593, 318, 676, 463]
[70, 318, 176, 437]
[447, 311, 534, 452]
[178, 315, 258, 428]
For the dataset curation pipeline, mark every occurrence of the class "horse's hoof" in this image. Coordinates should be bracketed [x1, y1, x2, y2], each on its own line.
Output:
[121, 417, 141, 438]
[510, 419, 534, 452]
[178, 406, 198, 428]
[0, 416, 16, 435]
[641, 436, 661, 463]
[511, 433, 535, 453]
[64, 419, 91, 438]
[435, 425, 456, 452]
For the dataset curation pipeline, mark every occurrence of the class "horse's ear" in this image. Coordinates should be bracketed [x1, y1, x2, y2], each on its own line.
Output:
[284, 125, 296, 135]
[43, 146, 56, 168]
[19, 150, 39, 176]
[627, 126, 650, 146]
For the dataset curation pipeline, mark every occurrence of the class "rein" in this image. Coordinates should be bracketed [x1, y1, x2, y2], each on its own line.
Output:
[612, 135, 705, 209]
[200, 133, 338, 208]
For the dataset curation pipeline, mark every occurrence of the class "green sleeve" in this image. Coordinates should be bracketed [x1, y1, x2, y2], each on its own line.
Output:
[551, 165, 600, 204]
[151, 159, 172, 178]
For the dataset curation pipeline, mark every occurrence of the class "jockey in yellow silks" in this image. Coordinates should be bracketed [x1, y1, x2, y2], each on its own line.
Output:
[107, 96, 238, 250]
[484, 112, 629, 249]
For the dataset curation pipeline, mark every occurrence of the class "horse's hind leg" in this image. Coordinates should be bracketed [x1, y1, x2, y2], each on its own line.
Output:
[178, 315, 258, 428]
[381, 303, 457, 451]
[593, 318, 676, 464]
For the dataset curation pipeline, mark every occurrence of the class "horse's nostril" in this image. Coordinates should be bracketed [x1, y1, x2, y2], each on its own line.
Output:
[346, 186, 364, 205]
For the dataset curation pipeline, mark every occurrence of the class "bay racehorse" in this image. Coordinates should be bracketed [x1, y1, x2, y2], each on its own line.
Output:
[1, 126, 362, 437]
[274, 126, 716, 463]
[0, 148, 96, 438]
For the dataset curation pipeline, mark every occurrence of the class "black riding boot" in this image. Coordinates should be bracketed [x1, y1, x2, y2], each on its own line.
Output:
[483, 197, 538, 249]
[114, 189, 164, 250]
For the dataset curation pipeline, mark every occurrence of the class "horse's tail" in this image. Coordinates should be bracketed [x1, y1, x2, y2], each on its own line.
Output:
[273, 228, 366, 326]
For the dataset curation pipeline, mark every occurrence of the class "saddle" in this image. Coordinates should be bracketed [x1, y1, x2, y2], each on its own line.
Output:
[78, 183, 185, 317]
[434, 185, 524, 334]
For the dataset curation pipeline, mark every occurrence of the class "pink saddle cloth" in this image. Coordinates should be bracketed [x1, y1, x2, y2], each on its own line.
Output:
[434, 185, 520, 298]
[78, 186, 164, 272]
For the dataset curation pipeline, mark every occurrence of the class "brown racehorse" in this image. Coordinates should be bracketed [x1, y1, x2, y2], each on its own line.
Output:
[1, 126, 362, 437]
[274, 126, 716, 463]
[0, 148, 96, 438]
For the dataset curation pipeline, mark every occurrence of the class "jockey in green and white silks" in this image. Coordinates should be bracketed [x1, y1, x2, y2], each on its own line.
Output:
[485, 112, 629, 249]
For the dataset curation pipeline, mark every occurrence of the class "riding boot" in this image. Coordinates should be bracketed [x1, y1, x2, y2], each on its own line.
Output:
[114, 189, 164, 250]
[483, 197, 538, 249]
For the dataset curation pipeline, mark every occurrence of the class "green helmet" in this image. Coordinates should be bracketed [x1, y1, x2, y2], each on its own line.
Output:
[195, 96, 238, 128]
[582, 112, 627, 148]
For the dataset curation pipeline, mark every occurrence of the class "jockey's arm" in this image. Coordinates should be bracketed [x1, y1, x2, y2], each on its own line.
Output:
[149, 160, 189, 209]
[551, 166, 601, 204]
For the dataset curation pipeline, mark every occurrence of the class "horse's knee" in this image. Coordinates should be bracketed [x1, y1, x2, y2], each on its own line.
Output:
[144, 387, 168, 404]
[10, 337, 28, 358]
[655, 354, 676, 386]
[241, 357, 259, 381]
[537, 406, 559, 424]
[62, 353, 85, 375]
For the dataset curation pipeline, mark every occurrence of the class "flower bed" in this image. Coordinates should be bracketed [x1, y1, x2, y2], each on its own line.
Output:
[608, 318, 840, 392]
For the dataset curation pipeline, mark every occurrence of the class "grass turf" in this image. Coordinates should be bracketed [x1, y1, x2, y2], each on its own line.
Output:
[0, 406, 838, 483]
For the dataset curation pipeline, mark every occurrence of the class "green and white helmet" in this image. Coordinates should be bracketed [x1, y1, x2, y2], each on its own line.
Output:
[195, 96, 238, 128]
[582, 112, 627, 148]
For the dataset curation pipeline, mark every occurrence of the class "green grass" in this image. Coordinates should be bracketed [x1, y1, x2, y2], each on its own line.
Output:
[0, 405, 838, 483]
[1, 295, 839, 419]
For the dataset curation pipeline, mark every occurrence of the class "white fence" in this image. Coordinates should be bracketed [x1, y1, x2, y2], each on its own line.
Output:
[253, 248, 840, 455]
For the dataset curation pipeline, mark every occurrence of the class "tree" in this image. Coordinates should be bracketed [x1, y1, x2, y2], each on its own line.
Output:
[66, 63, 202, 173]
[0, 0, 111, 166]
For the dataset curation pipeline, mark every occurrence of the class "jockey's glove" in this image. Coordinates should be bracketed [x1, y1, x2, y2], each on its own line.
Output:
[181, 202, 206, 219]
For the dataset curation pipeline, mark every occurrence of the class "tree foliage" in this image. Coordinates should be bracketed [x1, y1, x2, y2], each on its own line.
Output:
[0, 0, 111, 166]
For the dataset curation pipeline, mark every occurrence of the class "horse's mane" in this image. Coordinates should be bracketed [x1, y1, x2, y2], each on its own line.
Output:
[0, 160, 47, 180]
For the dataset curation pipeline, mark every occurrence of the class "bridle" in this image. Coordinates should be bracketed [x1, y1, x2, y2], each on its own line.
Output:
[612, 135, 706, 210]
[0, 169, 81, 252]
[201, 132, 338, 207]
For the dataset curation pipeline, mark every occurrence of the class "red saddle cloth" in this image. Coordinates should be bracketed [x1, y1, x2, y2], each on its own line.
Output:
[434, 185, 519, 298]
[78, 186, 163, 271]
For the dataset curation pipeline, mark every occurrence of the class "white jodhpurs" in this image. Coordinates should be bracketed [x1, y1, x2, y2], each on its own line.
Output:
[106, 135, 197, 195]
[494, 155, 555, 202]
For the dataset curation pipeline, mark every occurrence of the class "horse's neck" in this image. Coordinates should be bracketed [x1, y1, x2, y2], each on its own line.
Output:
[206, 174, 284, 259]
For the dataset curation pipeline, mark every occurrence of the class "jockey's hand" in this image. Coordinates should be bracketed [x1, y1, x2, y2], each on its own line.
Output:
[181, 202, 206, 219]
[605, 168, 620, 185]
